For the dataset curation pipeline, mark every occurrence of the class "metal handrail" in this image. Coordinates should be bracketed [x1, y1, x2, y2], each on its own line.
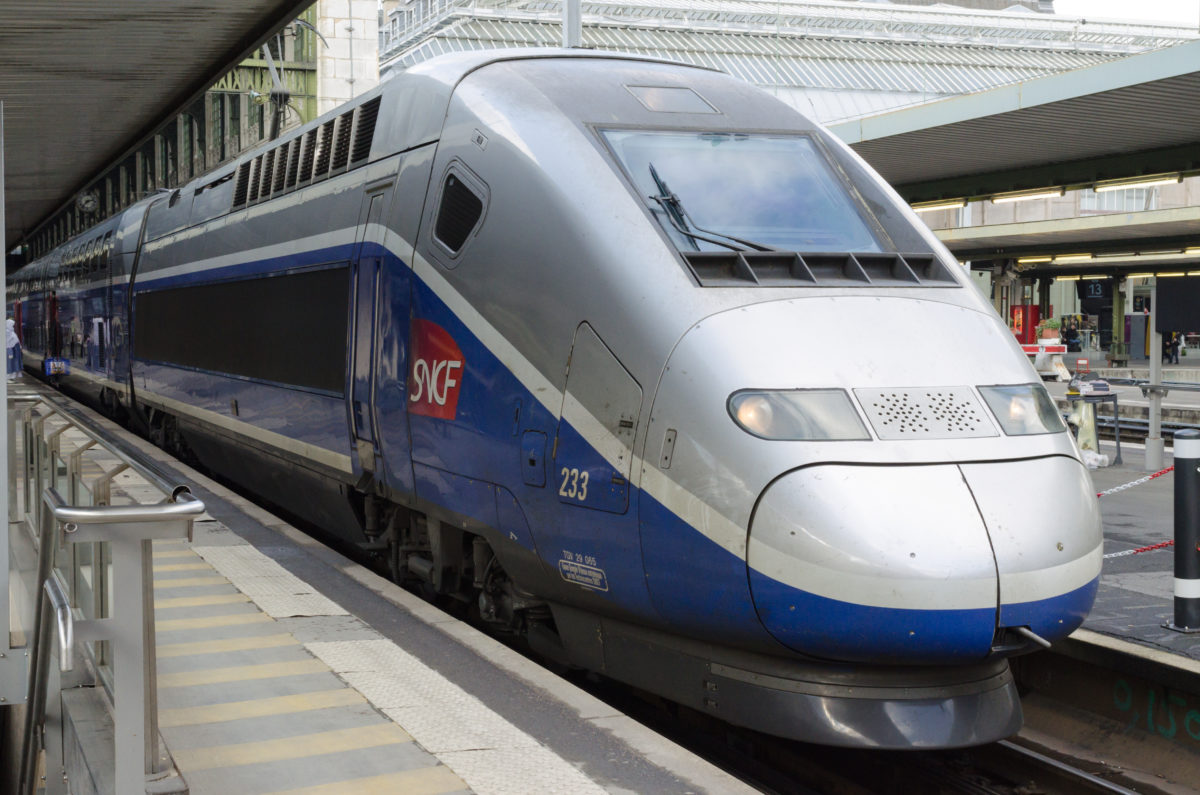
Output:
[37, 393, 189, 499]
[46, 489, 204, 525]
[13, 389, 205, 795]
[44, 574, 73, 673]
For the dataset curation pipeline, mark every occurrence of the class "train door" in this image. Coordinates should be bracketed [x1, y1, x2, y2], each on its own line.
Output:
[348, 180, 400, 489]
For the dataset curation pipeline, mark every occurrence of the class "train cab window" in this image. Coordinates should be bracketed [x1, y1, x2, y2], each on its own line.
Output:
[433, 166, 486, 258]
[603, 130, 887, 254]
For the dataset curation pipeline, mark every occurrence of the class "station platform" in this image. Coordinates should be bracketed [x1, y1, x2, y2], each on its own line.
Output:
[1081, 438, 1200, 662]
[6, 379, 751, 795]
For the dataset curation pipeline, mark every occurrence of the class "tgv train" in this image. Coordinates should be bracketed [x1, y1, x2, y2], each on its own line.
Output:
[8, 50, 1102, 748]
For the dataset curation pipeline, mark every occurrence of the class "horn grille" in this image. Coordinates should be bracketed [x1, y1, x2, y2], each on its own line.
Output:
[853, 387, 996, 440]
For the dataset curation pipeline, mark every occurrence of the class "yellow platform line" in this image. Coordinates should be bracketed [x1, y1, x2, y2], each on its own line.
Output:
[158, 633, 296, 658]
[158, 659, 329, 688]
[152, 548, 198, 559]
[154, 576, 229, 589]
[155, 594, 250, 609]
[155, 613, 274, 632]
[153, 562, 213, 573]
[158, 688, 365, 728]
[172, 723, 413, 771]
[268, 767, 467, 795]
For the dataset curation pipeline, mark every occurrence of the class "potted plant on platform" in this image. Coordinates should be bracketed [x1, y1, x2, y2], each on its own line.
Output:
[1036, 317, 1061, 340]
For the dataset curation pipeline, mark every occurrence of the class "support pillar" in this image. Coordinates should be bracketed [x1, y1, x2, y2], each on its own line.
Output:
[1147, 278, 1164, 470]
[1110, 276, 1127, 365]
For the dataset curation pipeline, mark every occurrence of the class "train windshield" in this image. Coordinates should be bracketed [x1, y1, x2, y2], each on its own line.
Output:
[602, 130, 893, 253]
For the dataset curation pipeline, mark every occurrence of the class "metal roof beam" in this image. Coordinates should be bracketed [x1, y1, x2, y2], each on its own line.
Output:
[894, 143, 1200, 204]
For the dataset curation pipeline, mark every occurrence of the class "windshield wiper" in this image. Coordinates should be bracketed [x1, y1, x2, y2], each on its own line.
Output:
[647, 163, 774, 252]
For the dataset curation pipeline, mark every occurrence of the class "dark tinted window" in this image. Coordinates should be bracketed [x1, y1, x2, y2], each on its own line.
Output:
[133, 266, 350, 394]
[434, 174, 483, 254]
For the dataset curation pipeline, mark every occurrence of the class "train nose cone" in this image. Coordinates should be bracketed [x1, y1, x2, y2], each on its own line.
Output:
[960, 456, 1102, 641]
[747, 459, 1102, 664]
[748, 464, 1001, 663]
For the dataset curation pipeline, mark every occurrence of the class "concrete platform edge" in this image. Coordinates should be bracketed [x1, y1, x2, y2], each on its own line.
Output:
[1057, 628, 1200, 692]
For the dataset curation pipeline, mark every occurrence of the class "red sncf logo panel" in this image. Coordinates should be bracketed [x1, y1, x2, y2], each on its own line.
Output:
[409, 319, 465, 420]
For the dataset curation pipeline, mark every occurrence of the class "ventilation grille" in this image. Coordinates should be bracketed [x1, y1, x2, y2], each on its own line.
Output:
[331, 111, 354, 171]
[314, 121, 334, 177]
[232, 162, 251, 208]
[853, 387, 996, 440]
[285, 138, 302, 188]
[273, 143, 289, 193]
[246, 159, 262, 205]
[434, 174, 483, 253]
[298, 129, 317, 183]
[351, 97, 380, 165]
[227, 95, 383, 213]
[683, 251, 956, 287]
[260, 150, 276, 201]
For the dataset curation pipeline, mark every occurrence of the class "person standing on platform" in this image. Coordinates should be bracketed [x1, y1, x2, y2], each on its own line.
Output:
[7, 318, 22, 380]
[1169, 331, 1181, 364]
[1064, 320, 1081, 352]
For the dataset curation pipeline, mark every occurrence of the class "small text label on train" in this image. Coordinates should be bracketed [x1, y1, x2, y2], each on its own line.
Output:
[558, 550, 609, 591]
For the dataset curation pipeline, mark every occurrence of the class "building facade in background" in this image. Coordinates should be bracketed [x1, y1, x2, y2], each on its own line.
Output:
[377, 0, 1189, 124]
[30, 2, 382, 260]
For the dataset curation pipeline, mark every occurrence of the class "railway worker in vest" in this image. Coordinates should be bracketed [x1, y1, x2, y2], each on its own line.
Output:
[7, 319, 22, 380]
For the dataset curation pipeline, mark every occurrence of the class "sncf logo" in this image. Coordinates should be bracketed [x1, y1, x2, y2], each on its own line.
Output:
[409, 318, 465, 420]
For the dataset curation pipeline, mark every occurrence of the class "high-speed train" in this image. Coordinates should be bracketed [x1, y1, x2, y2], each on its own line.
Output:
[8, 50, 1102, 748]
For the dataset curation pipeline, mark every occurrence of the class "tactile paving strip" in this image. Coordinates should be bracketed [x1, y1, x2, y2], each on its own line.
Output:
[308, 639, 606, 795]
[192, 545, 347, 618]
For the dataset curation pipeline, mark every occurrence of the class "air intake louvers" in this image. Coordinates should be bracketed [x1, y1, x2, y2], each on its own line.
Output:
[351, 97, 380, 165]
[331, 111, 353, 171]
[232, 162, 251, 208]
[682, 251, 955, 287]
[226, 94, 383, 213]
[314, 121, 334, 178]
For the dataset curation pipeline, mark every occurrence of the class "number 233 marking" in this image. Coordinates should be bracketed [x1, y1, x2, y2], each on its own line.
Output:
[559, 467, 589, 501]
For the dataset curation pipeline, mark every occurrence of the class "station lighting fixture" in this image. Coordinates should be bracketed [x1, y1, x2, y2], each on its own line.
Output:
[1189, 272, 1200, 277]
[911, 198, 966, 213]
[1016, 255, 1052, 264]
[990, 187, 1064, 204]
[1126, 273, 1155, 280]
[1055, 275, 1081, 281]
[1053, 253, 1093, 263]
[1186, 246, 1200, 255]
[1093, 173, 1182, 193]
[1156, 271, 1187, 277]
[1079, 274, 1105, 280]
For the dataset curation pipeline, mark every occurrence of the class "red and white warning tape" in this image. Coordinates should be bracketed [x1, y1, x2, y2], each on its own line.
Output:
[1095, 466, 1174, 498]
[1103, 540, 1174, 560]
[1096, 466, 1176, 559]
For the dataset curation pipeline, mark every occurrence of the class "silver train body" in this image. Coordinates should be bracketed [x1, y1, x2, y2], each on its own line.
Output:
[9, 51, 1102, 748]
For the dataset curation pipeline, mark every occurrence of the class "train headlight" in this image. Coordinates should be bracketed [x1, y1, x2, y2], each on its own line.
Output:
[728, 389, 870, 441]
[979, 384, 1067, 436]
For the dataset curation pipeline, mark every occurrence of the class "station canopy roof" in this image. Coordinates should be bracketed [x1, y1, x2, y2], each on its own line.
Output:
[828, 38, 1200, 275]
[830, 38, 1200, 204]
[1, 0, 310, 251]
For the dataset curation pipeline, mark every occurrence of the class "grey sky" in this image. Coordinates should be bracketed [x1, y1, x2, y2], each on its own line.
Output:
[1053, 0, 1200, 26]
